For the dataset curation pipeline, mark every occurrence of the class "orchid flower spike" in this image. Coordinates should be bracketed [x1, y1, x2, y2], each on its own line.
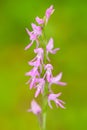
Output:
[25, 5, 67, 129]
[28, 100, 41, 115]
[48, 93, 65, 109]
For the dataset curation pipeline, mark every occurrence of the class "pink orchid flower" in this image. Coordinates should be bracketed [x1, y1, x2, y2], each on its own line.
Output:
[36, 16, 44, 25]
[46, 38, 59, 54]
[31, 23, 42, 36]
[45, 5, 55, 23]
[28, 100, 41, 115]
[46, 38, 60, 61]
[25, 67, 40, 89]
[29, 48, 44, 72]
[49, 72, 67, 87]
[26, 77, 38, 89]
[35, 78, 45, 98]
[25, 28, 38, 50]
[44, 64, 53, 82]
[25, 23, 42, 50]
[48, 93, 65, 109]
[25, 66, 40, 77]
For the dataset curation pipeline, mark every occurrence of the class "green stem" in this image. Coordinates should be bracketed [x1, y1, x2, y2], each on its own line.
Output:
[42, 112, 47, 130]
[41, 83, 48, 130]
[40, 26, 48, 130]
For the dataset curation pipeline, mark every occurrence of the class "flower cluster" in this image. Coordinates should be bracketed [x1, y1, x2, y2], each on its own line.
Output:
[25, 5, 66, 116]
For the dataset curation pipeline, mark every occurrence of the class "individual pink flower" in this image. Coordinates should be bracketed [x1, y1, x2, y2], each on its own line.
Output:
[25, 28, 38, 50]
[25, 66, 40, 77]
[29, 48, 44, 72]
[26, 77, 38, 89]
[25, 23, 42, 50]
[46, 37, 60, 58]
[48, 93, 65, 109]
[28, 100, 41, 115]
[44, 64, 53, 82]
[26, 28, 37, 41]
[31, 23, 42, 36]
[35, 78, 45, 97]
[45, 5, 55, 23]
[25, 67, 40, 89]
[46, 38, 60, 61]
[49, 72, 67, 88]
[36, 16, 44, 25]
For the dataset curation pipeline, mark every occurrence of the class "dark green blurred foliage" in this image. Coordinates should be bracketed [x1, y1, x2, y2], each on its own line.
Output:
[0, 0, 87, 130]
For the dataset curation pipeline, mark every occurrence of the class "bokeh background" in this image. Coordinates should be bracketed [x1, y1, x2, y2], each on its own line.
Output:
[0, 0, 87, 130]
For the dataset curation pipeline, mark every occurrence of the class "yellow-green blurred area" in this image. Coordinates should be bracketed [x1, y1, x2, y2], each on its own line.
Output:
[0, 0, 87, 130]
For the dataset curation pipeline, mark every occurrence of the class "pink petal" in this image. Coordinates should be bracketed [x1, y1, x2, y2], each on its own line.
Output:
[56, 100, 65, 109]
[35, 87, 41, 98]
[36, 16, 44, 24]
[46, 38, 60, 54]
[47, 73, 52, 82]
[48, 93, 62, 100]
[48, 100, 53, 109]
[25, 42, 33, 50]
[45, 5, 55, 23]
[55, 72, 63, 82]
[26, 28, 31, 36]
[46, 38, 54, 50]
[50, 48, 60, 54]
[57, 81, 67, 86]
[30, 79, 35, 89]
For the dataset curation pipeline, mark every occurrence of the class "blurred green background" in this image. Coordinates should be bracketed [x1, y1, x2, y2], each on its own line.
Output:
[0, 0, 87, 130]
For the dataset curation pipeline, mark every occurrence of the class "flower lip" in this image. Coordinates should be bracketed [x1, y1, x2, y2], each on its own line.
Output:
[49, 72, 67, 86]
[48, 92, 65, 109]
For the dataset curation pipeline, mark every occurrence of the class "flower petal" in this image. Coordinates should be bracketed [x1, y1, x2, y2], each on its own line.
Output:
[25, 42, 33, 50]
[46, 38, 54, 51]
[36, 16, 44, 24]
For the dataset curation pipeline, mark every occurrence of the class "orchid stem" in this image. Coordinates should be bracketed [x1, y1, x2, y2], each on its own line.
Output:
[42, 112, 47, 130]
[41, 27, 48, 130]
[41, 83, 48, 130]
